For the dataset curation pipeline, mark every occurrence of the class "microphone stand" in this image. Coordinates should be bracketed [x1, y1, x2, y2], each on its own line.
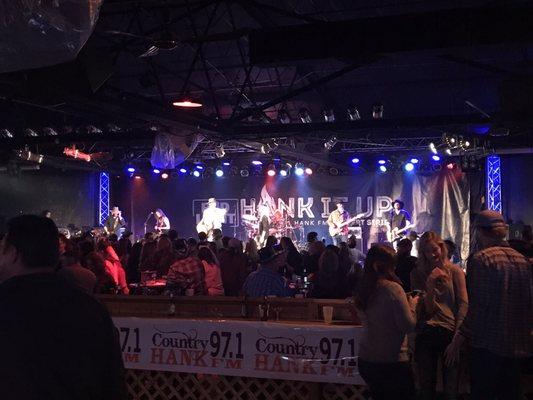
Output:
[144, 212, 153, 235]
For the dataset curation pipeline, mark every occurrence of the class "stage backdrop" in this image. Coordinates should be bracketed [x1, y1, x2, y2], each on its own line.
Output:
[113, 169, 476, 260]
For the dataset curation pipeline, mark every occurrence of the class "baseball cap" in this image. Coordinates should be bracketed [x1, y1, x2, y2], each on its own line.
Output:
[473, 210, 507, 229]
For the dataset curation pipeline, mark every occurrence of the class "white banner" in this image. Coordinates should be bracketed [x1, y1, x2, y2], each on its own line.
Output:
[113, 317, 365, 385]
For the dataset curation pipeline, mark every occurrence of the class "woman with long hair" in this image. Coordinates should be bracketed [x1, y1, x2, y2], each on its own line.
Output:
[309, 247, 350, 299]
[154, 208, 170, 234]
[410, 231, 468, 400]
[198, 246, 224, 296]
[280, 236, 303, 275]
[355, 244, 417, 400]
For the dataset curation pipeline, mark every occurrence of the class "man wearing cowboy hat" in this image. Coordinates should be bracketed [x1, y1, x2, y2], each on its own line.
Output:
[196, 198, 227, 239]
[242, 247, 292, 297]
[104, 206, 127, 237]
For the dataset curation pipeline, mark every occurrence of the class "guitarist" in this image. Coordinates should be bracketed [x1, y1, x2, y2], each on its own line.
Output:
[387, 199, 412, 248]
[327, 202, 350, 245]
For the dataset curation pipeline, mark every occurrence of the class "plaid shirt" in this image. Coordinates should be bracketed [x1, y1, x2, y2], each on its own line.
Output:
[460, 244, 532, 358]
[243, 266, 293, 298]
[167, 256, 206, 295]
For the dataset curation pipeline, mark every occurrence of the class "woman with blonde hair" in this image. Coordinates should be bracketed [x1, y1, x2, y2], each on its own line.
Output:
[410, 231, 468, 400]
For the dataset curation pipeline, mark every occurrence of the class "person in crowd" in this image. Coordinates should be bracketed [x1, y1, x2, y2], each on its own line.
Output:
[108, 233, 118, 245]
[150, 236, 177, 277]
[245, 238, 260, 271]
[301, 231, 319, 254]
[410, 231, 468, 400]
[139, 236, 157, 271]
[219, 238, 249, 296]
[265, 235, 278, 250]
[445, 210, 532, 400]
[198, 231, 208, 245]
[166, 239, 206, 295]
[126, 240, 142, 283]
[347, 234, 365, 264]
[97, 238, 129, 294]
[40, 210, 52, 218]
[221, 236, 232, 249]
[57, 250, 97, 294]
[338, 242, 354, 277]
[212, 229, 223, 249]
[408, 231, 419, 257]
[309, 246, 350, 299]
[0, 215, 127, 399]
[302, 240, 325, 274]
[280, 236, 303, 275]
[242, 247, 293, 297]
[198, 247, 224, 296]
[444, 239, 458, 263]
[84, 251, 117, 294]
[355, 244, 418, 400]
[58, 233, 74, 256]
[187, 237, 199, 257]
[168, 229, 179, 245]
[115, 231, 132, 267]
[395, 238, 417, 292]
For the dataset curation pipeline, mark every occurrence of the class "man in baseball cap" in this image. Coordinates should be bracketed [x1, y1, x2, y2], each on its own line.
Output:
[445, 210, 532, 399]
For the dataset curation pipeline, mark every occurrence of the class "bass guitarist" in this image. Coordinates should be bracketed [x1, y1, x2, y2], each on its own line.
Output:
[386, 199, 412, 248]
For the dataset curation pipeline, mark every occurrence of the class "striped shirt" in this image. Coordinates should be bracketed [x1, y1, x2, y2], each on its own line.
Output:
[242, 266, 293, 298]
[459, 244, 532, 358]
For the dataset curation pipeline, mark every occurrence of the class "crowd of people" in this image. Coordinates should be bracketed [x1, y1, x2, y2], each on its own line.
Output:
[0, 211, 531, 399]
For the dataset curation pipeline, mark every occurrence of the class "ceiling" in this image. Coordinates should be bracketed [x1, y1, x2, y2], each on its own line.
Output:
[0, 0, 532, 173]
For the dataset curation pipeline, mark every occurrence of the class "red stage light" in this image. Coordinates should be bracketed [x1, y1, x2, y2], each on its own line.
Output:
[447, 163, 455, 170]
[305, 167, 313, 175]
[63, 146, 91, 162]
[172, 100, 202, 108]
[161, 173, 169, 179]
[267, 169, 276, 177]
[134, 175, 142, 180]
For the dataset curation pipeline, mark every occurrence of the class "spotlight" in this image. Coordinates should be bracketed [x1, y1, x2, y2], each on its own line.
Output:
[429, 142, 438, 154]
[447, 163, 455, 170]
[134, 175, 142, 180]
[127, 167, 135, 173]
[323, 109, 335, 122]
[222, 162, 231, 166]
[179, 168, 187, 174]
[329, 167, 339, 176]
[192, 170, 201, 177]
[153, 169, 161, 174]
[295, 162, 304, 176]
[324, 136, 338, 151]
[379, 165, 387, 172]
[266, 164, 276, 177]
[172, 100, 202, 108]
[410, 158, 419, 164]
[215, 168, 224, 177]
[280, 163, 291, 177]
[240, 167, 250, 177]
[298, 108, 312, 123]
[432, 155, 441, 162]
[305, 167, 313, 175]
[260, 140, 278, 154]
[372, 102, 384, 119]
[351, 157, 360, 164]
[378, 159, 386, 165]
[251, 160, 263, 166]
[279, 169, 288, 177]
[404, 162, 414, 172]
[195, 165, 204, 170]
[215, 144, 225, 159]
[347, 106, 361, 121]
[445, 148, 452, 155]
[278, 109, 291, 124]
[161, 173, 169, 179]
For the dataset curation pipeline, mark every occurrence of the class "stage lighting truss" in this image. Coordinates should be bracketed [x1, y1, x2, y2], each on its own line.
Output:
[260, 140, 278, 154]
[266, 164, 276, 176]
[294, 162, 305, 176]
[240, 166, 250, 177]
[279, 163, 292, 177]
[298, 108, 312, 123]
[324, 136, 338, 151]
[372, 102, 384, 119]
[214, 144, 226, 159]
[277, 109, 291, 124]
[323, 109, 335, 122]
[347, 106, 361, 121]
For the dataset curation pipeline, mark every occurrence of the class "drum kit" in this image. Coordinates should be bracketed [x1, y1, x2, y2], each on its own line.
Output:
[241, 210, 304, 243]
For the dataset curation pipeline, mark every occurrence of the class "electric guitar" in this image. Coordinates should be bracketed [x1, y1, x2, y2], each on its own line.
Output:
[328, 213, 365, 237]
[387, 223, 415, 242]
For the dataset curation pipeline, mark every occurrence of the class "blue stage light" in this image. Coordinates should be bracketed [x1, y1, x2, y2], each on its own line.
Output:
[251, 160, 263, 166]
[222, 162, 230, 166]
[378, 159, 386, 165]
[351, 157, 360, 164]
[432, 155, 441, 162]
[127, 167, 135, 173]
[404, 162, 415, 172]
[153, 169, 160, 174]
[192, 170, 201, 177]
[215, 169, 224, 177]
[295, 167, 304, 176]
[195, 165, 204, 170]
[410, 158, 419, 164]
[279, 170, 288, 177]
[379, 165, 387, 172]
[179, 168, 187, 174]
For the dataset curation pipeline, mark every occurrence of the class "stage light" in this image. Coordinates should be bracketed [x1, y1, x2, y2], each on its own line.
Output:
[195, 165, 204, 170]
[153, 169, 161, 174]
[329, 167, 339, 176]
[172, 100, 202, 108]
[447, 163, 455, 170]
[298, 108, 312, 123]
[161, 173, 169, 179]
[215, 145, 225, 159]
[134, 175, 142, 180]
[251, 160, 263, 166]
[179, 168, 187, 174]
[215, 168, 224, 177]
[266, 164, 276, 177]
[429, 142, 438, 154]
[240, 167, 250, 177]
[372, 102, 384, 119]
[351, 157, 360, 164]
[305, 167, 313, 175]
[347, 106, 361, 121]
[324, 136, 338, 151]
[127, 167, 135, 173]
[379, 165, 387, 172]
[260, 140, 278, 154]
[222, 162, 231, 166]
[279, 163, 291, 177]
[229, 166, 239, 176]
[432, 155, 441, 161]
[278, 109, 291, 124]
[378, 159, 386, 165]
[192, 170, 201, 177]
[295, 162, 304, 176]
[404, 162, 414, 172]
[410, 158, 419, 164]
[279, 169, 288, 177]
[323, 109, 335, 122]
